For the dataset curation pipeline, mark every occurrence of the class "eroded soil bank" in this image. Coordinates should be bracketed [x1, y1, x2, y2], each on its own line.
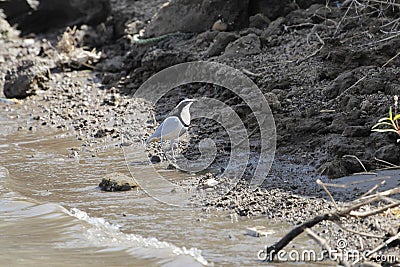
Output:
[1, 0, 399, 265]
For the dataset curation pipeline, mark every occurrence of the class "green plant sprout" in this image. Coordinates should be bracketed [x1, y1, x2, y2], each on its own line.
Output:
[372, 106, 400, 142]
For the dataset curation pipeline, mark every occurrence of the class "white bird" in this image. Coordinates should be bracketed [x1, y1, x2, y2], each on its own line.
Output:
[145, 99, 197, 160]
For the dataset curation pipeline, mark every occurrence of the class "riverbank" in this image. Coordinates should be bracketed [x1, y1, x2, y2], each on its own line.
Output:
[1, 0, 399, 265]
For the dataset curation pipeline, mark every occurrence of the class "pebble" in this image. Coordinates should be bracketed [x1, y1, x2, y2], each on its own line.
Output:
[264, 92, 282, 111]
[204, 178, 219, 188]
[360, 99, 372, 111]
[149, 155, 161, 163]
[23, 38, 35, 47]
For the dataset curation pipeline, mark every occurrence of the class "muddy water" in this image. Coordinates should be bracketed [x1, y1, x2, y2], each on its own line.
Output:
[0, 110, 329, 267]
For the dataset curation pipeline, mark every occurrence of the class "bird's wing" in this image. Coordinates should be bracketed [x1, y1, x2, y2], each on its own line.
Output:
[146, 116, 186, 144]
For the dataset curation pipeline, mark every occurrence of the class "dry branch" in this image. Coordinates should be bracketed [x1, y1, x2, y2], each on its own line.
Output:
[265, 184, 400, 263]
[305, 228, 352, 267]
[349, 200, 400, 217]
[366, 232, 400, 257]
[317, 179, 338, 208]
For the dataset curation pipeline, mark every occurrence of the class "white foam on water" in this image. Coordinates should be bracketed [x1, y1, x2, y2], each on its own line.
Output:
[66, 207, 209, 266]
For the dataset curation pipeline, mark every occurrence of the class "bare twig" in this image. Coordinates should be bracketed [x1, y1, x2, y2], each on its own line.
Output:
[296, 33, 325, 64]
[335, 221, 385, 239]
[360, 180, 386, 198]
[305, 228, 351, 267]
[349, 199, 400, 217]
[312, 13, 338, 27]
[343, 155, 368, 173]
[374, 157, 399, 168]
[368, 0, 400, 8]
[361, 260, 385, 267]
[335, 0, 353, 34]
[346, 176, 390, 186]
[266, 185, 400, 262]
[266, 213, 333, 261]
[366, 232, 400, 257]
[366, 32, 400, 47]
[382, 50, 400, 67]
[317, 179, 338, 208]
[340, 30, 372, 43]
[283, 22, 316, 30]
[320, 182, 349, 189]
[380, 17, 400, 29]
[315, 32, 325, 45]
[338, 75, 367, 98]
[319, 109, 336, 113]
[380, 195, 399, 204]
[360, 186, 400, 201]
[241, 69, 263, 77]
[266, 193, 382, 261]
[351, 171, 378, 175]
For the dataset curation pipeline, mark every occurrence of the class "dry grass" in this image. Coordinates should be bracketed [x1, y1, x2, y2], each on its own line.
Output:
[335, 0, 400, 34]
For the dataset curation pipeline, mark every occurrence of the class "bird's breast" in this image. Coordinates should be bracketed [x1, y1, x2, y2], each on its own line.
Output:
[159, 116, 187, 140]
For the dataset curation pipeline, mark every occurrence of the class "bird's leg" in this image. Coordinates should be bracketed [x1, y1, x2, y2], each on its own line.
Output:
[169, 139, 176, 161]
[160, 138, 167, 160]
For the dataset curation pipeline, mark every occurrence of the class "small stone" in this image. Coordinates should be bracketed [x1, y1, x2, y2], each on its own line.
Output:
[4, 59, 51, 99]
[264, 92, 282, 111]
[223, 33, 261, 57]
[360, 99, 372, 111]
[249, 13, 271, 29]
[323, 70, 356, 99]
[245, 226, 274, 237]
[261, 17, 285, 37]
[206, 32, 239, 57]
[271, 89, 286, 100]
[150, 155, 161, 164]
[99, 172, 138, 192]
[167, 164, 176, 169]
[359, 78, 384, 94]
[204, 178, 219, 188]
[121, 142, 132, 147]
[344, 95, 359, 111]
[23, 38, 35, 47]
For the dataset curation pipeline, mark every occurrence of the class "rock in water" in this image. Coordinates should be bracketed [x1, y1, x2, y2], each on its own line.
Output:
[99, 172, 139, 192]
